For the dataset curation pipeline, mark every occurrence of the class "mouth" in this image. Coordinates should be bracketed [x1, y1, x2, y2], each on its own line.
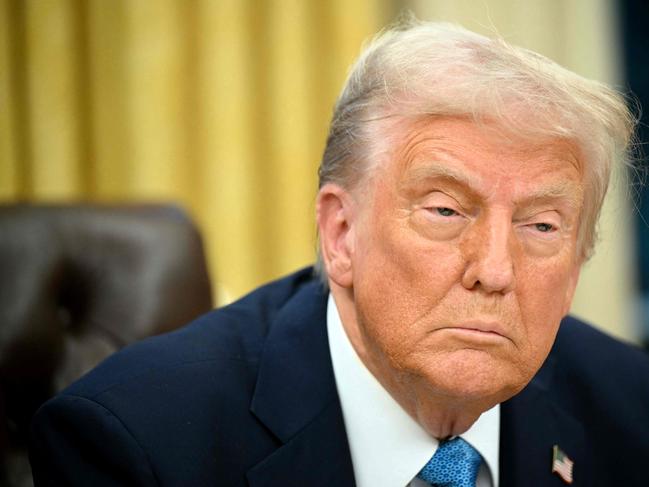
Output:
[440, 321, 511, 343]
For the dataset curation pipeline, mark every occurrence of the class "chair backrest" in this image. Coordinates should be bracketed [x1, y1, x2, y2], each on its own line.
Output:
[0, 203, 213, 487]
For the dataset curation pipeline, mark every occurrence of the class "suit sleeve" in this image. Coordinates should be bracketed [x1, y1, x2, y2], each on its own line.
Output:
[29, 394, 159, 487]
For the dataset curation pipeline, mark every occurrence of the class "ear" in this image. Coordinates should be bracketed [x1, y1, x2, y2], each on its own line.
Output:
[561, 261, 582, 316]
[316, 183, 356, 288]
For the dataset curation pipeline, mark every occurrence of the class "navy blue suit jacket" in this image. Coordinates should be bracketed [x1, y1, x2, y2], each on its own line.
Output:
[29, 268, 649, 486]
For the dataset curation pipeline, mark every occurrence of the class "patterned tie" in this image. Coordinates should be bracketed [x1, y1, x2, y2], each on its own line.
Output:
[417, 437, 482, 487]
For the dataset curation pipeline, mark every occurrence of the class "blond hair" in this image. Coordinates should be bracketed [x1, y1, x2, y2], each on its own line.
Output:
[317, 18, 635, 277]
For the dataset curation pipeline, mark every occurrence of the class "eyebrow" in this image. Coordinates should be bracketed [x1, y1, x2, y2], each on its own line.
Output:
[402, 162, 583, 211]
[514, 181, 583, 212]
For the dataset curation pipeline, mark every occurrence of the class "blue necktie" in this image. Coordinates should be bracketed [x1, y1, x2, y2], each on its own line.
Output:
[417, 437, 482, 487]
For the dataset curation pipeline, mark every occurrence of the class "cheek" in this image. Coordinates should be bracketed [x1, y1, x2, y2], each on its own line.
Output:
[356, 210, 461, 301]
[352, 216, 465, 358]
[516, 257, 575, 353]
[356, 201, 464, 287]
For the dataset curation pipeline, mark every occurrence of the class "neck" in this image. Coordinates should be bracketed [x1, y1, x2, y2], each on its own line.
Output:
[329, 282, 496, 439]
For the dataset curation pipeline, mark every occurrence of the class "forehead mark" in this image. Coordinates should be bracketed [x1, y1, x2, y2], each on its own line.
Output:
[394, 117, 584, 177]
[390, 120, 584, 211]
[400, 162, 483, 196]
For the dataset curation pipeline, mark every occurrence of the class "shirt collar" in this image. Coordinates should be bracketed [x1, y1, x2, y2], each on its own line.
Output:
[327, 294, 500, 487]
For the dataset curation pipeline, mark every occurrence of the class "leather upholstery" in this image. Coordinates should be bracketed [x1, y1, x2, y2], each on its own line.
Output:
[0, 203, 213, 487]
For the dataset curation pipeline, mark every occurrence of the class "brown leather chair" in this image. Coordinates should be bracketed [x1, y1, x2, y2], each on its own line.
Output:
[0, 203, 213, 487]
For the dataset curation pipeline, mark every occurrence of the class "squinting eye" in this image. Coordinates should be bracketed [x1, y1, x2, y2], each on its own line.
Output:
[436, 207, 457, 217]
[535, 223, 554, 232]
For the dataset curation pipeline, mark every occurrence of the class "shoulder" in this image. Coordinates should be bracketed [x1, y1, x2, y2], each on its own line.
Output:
[552, 315, 649, 390]
[548, 315, 649, 432]
[63, 266, 320, 400]
[30, 267, 325, 485]
[501, 316, 649, 485]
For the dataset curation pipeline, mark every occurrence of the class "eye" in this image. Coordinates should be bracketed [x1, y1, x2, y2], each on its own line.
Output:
[436, 207, 458, 217]
[535, 222, 554, 232]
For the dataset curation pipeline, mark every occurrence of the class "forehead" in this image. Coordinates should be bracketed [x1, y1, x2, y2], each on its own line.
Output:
[375, 116, 584, 198]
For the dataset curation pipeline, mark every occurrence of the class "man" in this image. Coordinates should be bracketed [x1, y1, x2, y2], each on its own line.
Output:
[30, 20, 649, 487]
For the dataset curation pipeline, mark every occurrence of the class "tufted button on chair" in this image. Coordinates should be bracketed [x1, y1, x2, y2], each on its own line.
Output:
[0, 203, 214, 487]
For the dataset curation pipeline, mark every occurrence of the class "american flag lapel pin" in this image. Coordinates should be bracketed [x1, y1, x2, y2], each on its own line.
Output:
[551, 445, 574, 484]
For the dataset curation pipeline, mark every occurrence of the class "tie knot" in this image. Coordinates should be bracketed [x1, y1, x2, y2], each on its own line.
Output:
[417, 437, 482, 487]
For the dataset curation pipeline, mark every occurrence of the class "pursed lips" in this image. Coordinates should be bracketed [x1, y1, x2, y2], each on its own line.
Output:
[439, 321, 512, 343]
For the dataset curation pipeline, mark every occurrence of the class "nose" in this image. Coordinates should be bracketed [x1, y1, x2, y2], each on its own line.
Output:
[461, 214, 515, 294]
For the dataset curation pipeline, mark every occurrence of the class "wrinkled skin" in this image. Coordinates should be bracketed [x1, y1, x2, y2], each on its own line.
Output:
[317, 117, 584, 438]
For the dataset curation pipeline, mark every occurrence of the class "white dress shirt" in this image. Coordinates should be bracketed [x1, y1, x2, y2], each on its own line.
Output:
[327, 294, 500, 487]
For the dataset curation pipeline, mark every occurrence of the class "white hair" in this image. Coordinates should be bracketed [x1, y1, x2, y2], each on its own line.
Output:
[317, 18, 636, 278]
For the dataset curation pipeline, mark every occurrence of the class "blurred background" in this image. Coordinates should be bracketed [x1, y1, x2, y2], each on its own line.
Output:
[0, 0, 647, 346]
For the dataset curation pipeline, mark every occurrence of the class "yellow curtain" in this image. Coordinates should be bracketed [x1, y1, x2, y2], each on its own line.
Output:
[0, 0, 391, 303]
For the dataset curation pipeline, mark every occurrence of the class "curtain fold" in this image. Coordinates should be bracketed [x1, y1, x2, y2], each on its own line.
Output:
[0, 0, 391, 302]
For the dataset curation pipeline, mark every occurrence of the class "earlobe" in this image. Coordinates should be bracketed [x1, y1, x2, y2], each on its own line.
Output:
[316, 184, 355, 288]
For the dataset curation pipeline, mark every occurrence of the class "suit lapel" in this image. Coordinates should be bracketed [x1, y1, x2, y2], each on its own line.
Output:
[248, 280, 355, 487]
[246, 398, 354, 487]
[500, 354, 590, 487]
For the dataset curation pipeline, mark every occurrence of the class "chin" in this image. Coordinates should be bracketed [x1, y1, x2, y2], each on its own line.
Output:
[416, 349, 530, 404]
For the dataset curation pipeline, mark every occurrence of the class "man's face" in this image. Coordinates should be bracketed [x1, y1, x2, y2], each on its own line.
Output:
[343, 117, 583, 426]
